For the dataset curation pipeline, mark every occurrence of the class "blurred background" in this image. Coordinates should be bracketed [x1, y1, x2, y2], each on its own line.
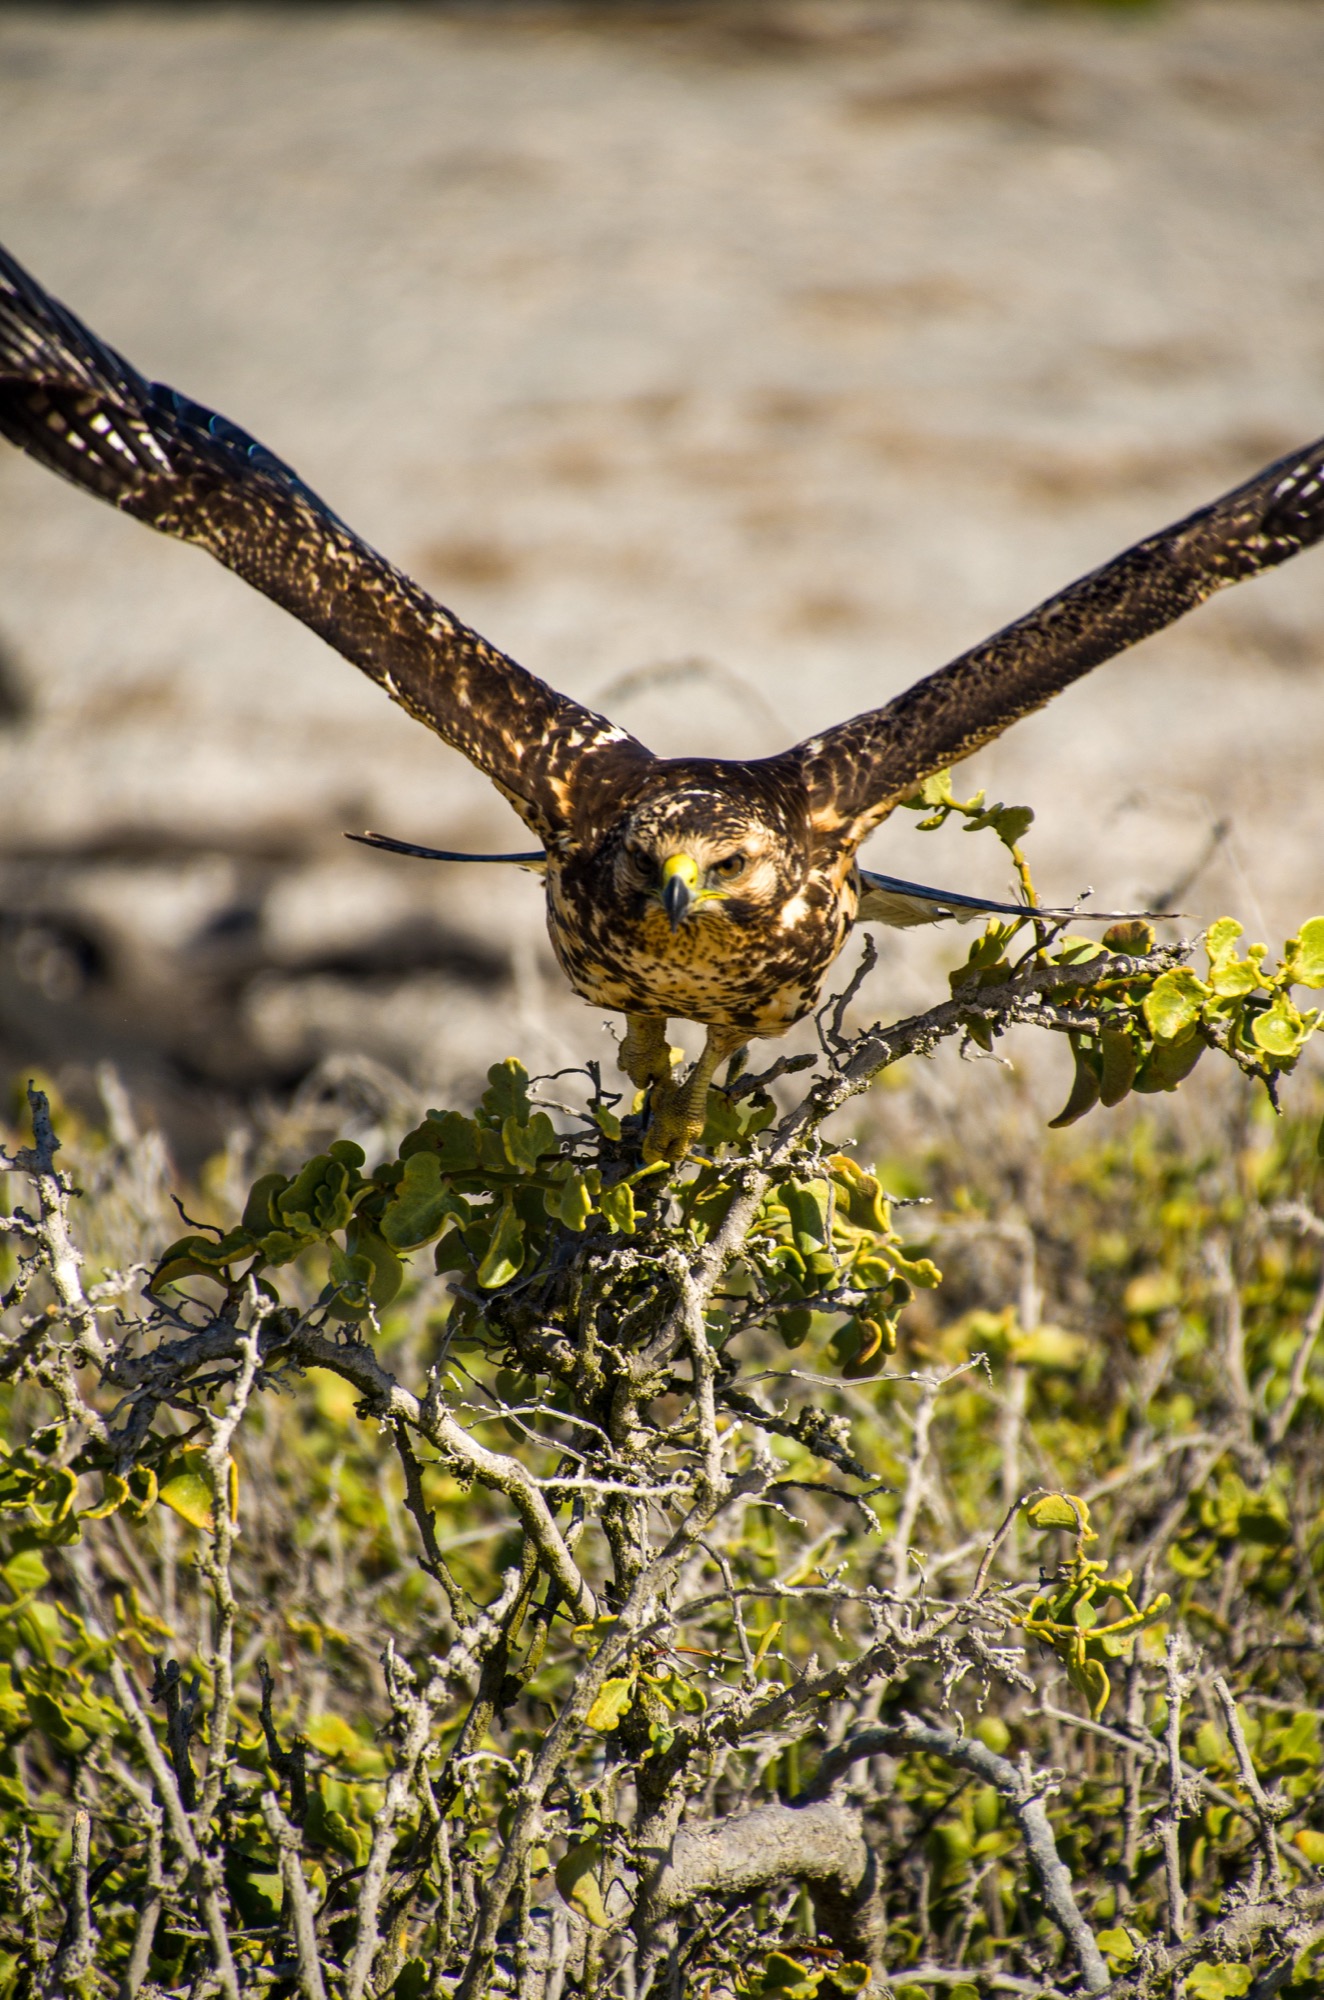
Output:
[1, 0, 1323, 1163]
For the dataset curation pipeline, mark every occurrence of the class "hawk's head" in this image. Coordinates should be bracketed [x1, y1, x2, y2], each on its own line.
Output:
[609, 785, 805, 933]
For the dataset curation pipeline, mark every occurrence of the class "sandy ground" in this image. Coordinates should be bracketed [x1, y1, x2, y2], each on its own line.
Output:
[1, 0, 1323, 1149]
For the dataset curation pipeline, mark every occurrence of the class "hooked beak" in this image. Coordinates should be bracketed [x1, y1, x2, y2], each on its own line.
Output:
[661, 852, 699, 931]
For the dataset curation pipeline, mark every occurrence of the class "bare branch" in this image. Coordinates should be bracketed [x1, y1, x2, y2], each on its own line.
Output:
[810, 1716, 1110, 1993]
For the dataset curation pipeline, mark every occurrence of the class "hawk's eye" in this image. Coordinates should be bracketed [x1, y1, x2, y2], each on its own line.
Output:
[711, 852, 747, 880]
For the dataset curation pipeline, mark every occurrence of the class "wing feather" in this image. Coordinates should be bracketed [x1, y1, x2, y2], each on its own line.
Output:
[0, 242, 650, 840]
[797, 435, 1324, 841]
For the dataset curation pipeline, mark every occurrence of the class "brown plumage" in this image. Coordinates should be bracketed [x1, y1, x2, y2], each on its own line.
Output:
[4, 240, 1324, 1156]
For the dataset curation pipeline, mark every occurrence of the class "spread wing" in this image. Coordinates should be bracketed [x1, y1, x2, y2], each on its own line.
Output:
[796, 436, 1324, 844]
[855, 868, 1168, 930]
[0, 242, 651, 842]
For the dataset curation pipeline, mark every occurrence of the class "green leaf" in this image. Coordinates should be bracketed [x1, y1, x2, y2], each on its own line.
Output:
[502, 1110, 557, 1173]
[1208, 956, 1263, 999]
[241, 1171, 289, 1234]
[1098, 1028, 1139, 1108]
[1134, 1030, 1205, 1093]
[555, 1840, 610, 1929]
[1048, 1038, 1100, 1128]
[991, 804, 1034, 849]
[381, 1152, 468, 1251]
[775, 1306, 830, 1350]
[327, 1245, 375, 1318]
[480, 1058, 532, 1126]
[585, 1676, 637, 1732]
[1205, 919, 1268, 996]
[307, 1799, 366, 1866]
[26, 1689, 92, 1755]
[348, 1226, 404, 1307]
[903, 767, 983, 815]
[256, 1227, 305, 1266]
[783, 1181, 828, 1254]
[401, 1110, 481, 1174]
[2, 1548, 49, 1594]
[149, 1229, 257, 1293]
[278, 1154, 354, 1236]
[1144, 968, 1208, 1040]
[476, 1197, 525, 1288]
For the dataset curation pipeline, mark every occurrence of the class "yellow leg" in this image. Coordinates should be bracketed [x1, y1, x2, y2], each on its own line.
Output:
[620, 1014, 675, 1094]
[642, 1026, 747, 1164]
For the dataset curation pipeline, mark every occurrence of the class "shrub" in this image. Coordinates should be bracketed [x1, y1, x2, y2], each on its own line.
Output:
[2, 811, 1324, 1998]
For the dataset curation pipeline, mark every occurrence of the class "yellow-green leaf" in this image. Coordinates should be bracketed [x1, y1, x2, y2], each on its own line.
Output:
[1098, 1928, 1138, 1966]
[555, 1840, 610, 1929]
[1027, 1492, 1092, 1534]
[1144, 968, 1208, 1040]
[1103, 919, 1155, 955]
[1251, 992, 1312, 1059]
[1187, 1964, 1252, 2000]
[600, 1182, 637, 1235]
[80, 1473, 131, 1521]
[757, 1953, 819, 1998]
[159, 1453, 215, 1532]
[1284, 915, 1324, 987]
[586, 1676, 636, 1732]
[839, 1315, 895, 1378]
[1067, 1653, 1111, 1717]
[548, 1169, 595, 1231]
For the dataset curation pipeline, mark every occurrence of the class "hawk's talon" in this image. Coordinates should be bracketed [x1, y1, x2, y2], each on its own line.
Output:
[637, 1025, 747, 1164]
[620, 1014, 675, 1095]
[640, 1082, 706, 1164]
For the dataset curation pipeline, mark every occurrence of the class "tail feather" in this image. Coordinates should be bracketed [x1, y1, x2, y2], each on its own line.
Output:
[856, 867, 1175, 930]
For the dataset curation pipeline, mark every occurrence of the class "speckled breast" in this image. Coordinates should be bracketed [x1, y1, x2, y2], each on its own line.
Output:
[543, 864, 855, 1036]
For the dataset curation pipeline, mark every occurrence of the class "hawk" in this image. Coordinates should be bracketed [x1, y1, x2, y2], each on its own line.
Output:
[3, 242, 1323, 1157]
